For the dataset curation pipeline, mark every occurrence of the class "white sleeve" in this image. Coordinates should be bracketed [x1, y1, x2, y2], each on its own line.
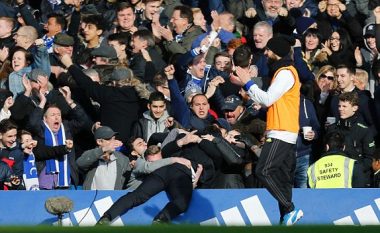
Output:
[247, 69, 295, 107]
[0, 108, 11, 121]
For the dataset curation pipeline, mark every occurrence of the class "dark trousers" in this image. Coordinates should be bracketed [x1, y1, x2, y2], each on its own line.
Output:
[255, 138, 296, 219]
[105, 165, 193, 222]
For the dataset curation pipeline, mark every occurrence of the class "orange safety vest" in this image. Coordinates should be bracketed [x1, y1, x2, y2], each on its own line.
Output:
[266, 66, 300, 133]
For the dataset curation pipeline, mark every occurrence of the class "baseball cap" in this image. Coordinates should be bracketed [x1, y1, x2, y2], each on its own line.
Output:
[221, 95, 243, 111]
[363, 23, 375, 37]
[94, 126, 118, 140]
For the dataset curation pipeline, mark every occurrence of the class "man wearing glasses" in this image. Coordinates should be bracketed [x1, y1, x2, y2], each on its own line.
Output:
[158, 5, 203, 55]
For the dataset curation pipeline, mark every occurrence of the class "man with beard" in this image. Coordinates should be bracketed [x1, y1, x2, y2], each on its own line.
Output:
[231, 35, 303, 225]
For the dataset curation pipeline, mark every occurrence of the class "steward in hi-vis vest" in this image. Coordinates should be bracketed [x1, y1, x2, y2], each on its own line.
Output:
[308, 132, 368, 188]
[308, 154, 355, 188]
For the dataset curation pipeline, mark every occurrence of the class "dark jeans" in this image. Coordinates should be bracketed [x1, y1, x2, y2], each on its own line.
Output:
[105, 165, 193, 222]
[255, 138, 296, 219]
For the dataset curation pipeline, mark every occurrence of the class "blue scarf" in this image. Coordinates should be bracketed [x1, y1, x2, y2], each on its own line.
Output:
[43, 122, 70, 187]
[23, 153, 40, 191]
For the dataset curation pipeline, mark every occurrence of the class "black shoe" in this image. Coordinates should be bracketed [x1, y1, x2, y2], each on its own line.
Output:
[96, 216, 111, 226]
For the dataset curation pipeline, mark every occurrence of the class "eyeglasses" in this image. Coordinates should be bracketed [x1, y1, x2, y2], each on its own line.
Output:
[14, 33, 28, 38]
[329, 37, 340, 41]
[327, 3, 339, 7]
[320, 74, 335, 81]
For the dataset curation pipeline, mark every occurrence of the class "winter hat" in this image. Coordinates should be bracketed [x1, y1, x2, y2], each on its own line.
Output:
[363, 23, 375, 37]
[266, 35, 295, 57]
[296, 17, 316, 35]
[184, 82, 202, 102]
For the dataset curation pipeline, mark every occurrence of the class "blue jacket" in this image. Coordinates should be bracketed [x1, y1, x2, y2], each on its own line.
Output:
[0, 144, 24, 179]
[168, 78, 214, 130]
[293, 47, 315, 84]
[296, 96, 320, 157]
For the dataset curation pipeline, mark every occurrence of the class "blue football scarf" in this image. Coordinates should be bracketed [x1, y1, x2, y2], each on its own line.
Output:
[43, 122, 70, 187]
[23, 153, 40, 191]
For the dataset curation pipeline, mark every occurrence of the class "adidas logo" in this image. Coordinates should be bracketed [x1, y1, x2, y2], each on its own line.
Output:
[60, 196, 123, 226]
[200, 195, 272, 226]
[334, 198, 380, 225]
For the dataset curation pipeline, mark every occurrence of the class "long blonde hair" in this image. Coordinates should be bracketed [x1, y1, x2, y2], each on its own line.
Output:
[315, 65, 337, 90]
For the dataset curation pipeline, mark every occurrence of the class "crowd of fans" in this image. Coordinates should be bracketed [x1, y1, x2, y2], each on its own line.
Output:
[0, 0, 379, 191]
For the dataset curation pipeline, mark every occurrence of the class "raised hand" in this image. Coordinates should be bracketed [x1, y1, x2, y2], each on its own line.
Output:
[164, 65, 175, 80]
[3, 96, 14, 112]
[0, 46, 9, 62]
[59, 86, 73, 104]
[277, 7, 288, 17]
[65, 139, 74, 150]
[140, 48, 152, 62]
[158, 25, 174, 41]
[245, 8, 257, 18]
[374, 6, 380, 23]
[165, 117, 174, 128]
[38, 90, 47, 109]
[201, 134, 215, 142]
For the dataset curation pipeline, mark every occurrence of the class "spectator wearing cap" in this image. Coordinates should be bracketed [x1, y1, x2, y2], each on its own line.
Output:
[11, 68, 72, 128]
[129, 30, 166, 82]
[90, 45, 119, 83]
[232, 35, 303, 225]
[222, 95, 245, 125]
[77, 126, 131, 190]
[358, 23, 378, 96]
[50, 33, 75, 80]
[59, 53, 151, 143]
[91, 45, 118, 66]
[222, 94, 266, 146]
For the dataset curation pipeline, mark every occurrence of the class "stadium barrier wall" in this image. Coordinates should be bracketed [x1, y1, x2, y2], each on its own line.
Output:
[0, 189, 379, 226]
